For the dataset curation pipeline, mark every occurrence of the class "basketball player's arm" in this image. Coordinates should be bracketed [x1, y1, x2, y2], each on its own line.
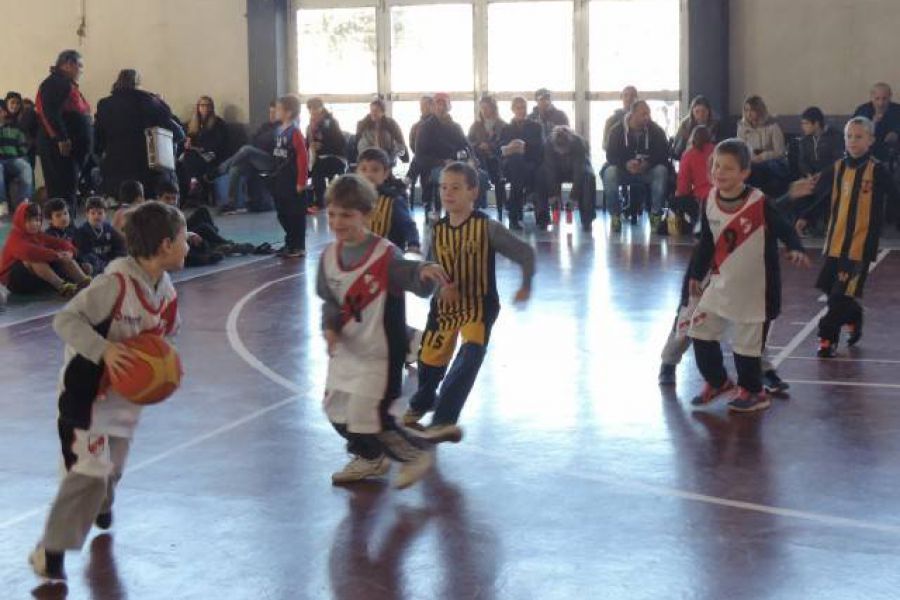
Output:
[391, 197, 421, 252]
[689, 211, 714, 295]
[765, 201, 809, 267]
[387, 248, 444, 298]
[315, 259, 343, 334]
[487, 220, 535, 300]
[795, 164, 834, 230]
[53, 274, 128, 365]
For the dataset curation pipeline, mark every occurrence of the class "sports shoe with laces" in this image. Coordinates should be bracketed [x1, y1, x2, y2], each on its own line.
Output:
[414, 423, 464, 444]
[29, 545, 66, 582]
[393, 448, 434, 489]
[817, 338, 836, 358]
[57, 282, 79, 299]
[691, 379, 736, 406]
[762, 370, 789, 395]
[728, 388, 771, 413]
[331, 455, 390, 485]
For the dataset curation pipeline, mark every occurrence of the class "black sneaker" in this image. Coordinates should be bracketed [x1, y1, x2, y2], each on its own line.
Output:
[817, 338, 836, 358]
[29, 545, 66, 582]
[762, 370, 790, 395]
[728, 388, 771, 413]
[846, 316, 863, 346]
[658, 363, 677, 386]
[95, 511, 113, 530]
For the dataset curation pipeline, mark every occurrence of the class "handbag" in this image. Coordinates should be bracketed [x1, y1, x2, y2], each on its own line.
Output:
[145, 127, 175, 171]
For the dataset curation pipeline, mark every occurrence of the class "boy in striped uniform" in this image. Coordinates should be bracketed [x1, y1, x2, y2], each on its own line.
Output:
[797, 117, 898, 357]
[318, 175, 449, 488]
[356, 148, 420, 253]
[404, 162, 535, 441]
[688, 139, 808, 413]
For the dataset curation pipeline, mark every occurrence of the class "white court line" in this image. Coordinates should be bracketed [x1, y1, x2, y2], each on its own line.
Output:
[773, 249, 891, 368]
[784, 355, 900, 365]
[0, 255, 272, 331]
[218, 271, 900, 537]
[784, 379, 900, 390]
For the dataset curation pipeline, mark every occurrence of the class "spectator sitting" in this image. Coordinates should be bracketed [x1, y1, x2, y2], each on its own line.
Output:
[74, 196, 126, 274]
[602, 86, 638, 151]
[178, 95, 228, 201]
[468, 95, 507, 214]
[737, 94, 789, 197]
[216, 100, 280, 213]
[356, 98, 408, 165]
[673, 125, 714, 226]
[414, 93, 471, 215]
[44, 197, 77, 242]
[112, 180, 145, 232]
[0, 99, 34, 212]
[798, 106, 844, 176]
[671, 95, 720, 159]
[306, 97, 347, 211]
[94, 69, 182, 200]
[603, 100, 670, 232]
[356, 148, 420, 252]
[406, 95, 435, 205]
[4, 91, 38, 165]
[538, 126, 596, 232]
[852, 82, 900, 162]
[529, 88, 569, 142]
[499, 96, 544, 230]
[0, 201, 90, 298]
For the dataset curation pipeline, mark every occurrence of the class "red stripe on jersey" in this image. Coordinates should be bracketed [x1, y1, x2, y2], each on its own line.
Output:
[712, 199, 765, 274]
[339, 251, 392, 327]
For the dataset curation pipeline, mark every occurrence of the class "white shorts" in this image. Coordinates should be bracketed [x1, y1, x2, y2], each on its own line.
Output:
[324, 390, 407, 434]
[688, 309, 765, 357]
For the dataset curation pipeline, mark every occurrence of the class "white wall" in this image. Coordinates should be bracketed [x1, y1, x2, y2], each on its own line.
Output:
[0, 0, 250, 123]
[729, 0, 900, 115]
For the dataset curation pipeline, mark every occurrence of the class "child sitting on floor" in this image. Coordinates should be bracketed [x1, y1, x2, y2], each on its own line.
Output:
[112, 180, 145, 233]
[75, 196, 126, 274]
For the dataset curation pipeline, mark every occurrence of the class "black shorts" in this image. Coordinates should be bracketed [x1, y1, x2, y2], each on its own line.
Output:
[816, 257, 869, 299]
[6, 261, 56, 295]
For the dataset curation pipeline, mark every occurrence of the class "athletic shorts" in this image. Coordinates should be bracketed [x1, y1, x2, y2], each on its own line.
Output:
[688, 309, 765, 357]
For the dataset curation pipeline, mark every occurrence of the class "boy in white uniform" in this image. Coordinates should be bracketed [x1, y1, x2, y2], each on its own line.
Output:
[317, 174, 449, 488]
[688, 139, 808, 412]
[30, 201, 187, 582]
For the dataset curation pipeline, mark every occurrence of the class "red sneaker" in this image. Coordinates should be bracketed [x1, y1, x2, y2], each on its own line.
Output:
[691, 379, 736, 406]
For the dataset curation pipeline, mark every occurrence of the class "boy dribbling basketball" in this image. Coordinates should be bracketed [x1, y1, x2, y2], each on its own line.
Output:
[30, 202, 187, 583]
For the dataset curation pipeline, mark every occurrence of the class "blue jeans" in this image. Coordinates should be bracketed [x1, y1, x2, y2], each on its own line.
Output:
[219, 145, 276, 203]
[0, 158, 34, 208]
[410, 343, 488, 426]
[602, 164, 667, 217]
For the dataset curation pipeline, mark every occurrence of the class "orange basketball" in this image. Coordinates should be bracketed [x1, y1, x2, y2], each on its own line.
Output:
[108, 333, 183, 405]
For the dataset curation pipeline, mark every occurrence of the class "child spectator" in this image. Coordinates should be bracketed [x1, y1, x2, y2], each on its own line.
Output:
[798, 117, 898, 357]
[29, 201, 186, 582]
[317, 174, 448, 487]
[798, 107, 844, 177]
[74, 196, 126, 274]
[0, 98, 34, 211]
[404, 162, 535, 441]
[272, 95, 309, 258]
[112, 180, 145, 232]
[672, 95, 720, 159]
[673, 125, 714, 226]
[356, 148, 420, 252]
[688, 139, 808, 413]
[44, 198, 77, 242]
[0, 202, 90, 298]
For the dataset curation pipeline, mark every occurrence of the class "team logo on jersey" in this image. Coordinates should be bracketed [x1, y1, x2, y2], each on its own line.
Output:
[87, 434, 107, 456]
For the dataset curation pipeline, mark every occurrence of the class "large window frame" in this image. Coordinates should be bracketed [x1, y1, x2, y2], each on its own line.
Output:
[290, 0, 686, 145]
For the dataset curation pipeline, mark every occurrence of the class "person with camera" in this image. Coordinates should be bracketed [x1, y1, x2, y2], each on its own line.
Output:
[602, 100, 669, 233]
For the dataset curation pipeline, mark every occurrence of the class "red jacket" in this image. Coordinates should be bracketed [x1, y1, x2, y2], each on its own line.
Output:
[676, 142, 714, 200]
[0, 203, 76, 285]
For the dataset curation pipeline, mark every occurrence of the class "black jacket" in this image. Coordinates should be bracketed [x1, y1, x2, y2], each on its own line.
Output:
[251, 121, 278, 154]
[307, 111, 346, 157]
[798, 125, 844, 176]
[414, 115, 470, 173]
[853, 101, 900, 160]
[187, 116, 228, 165]
[605, 120, 669, 169]
[35, 69, 92, 160]
[498, 118, 544, 167]
[74, 221, 126, 274]
[95, 89, 180, 195]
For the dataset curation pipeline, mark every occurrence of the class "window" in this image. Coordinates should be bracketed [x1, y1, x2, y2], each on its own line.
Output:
[487, 2, 574, 92]
[390, 4, 474, 93]
[297, 8, 377, 95]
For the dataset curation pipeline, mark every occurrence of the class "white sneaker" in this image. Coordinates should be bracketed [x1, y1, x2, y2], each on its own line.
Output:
[393, 448, 434, 489]
[417, 424, 464, 444]
[331, 455, 390, 485]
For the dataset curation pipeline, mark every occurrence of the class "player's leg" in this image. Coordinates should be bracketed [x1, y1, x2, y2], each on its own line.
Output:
[689, 312, 735, 406]
[95, 436, 131, 530]
[327, 390, 390, 484]
[406, 318, 458, 424]
[728, 322, 771, 412]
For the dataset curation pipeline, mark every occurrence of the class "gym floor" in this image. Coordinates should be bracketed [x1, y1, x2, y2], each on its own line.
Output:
[1, 210, 899, 599]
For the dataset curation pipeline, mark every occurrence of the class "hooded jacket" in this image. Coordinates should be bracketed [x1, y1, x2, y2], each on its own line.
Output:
[0, 202, 75, 284]
[798, 125, 844, 176]
[736, 117, 785, 162]
[606, 119, 669, 169]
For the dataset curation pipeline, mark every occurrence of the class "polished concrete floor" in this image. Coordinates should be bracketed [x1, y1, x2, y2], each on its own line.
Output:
[1, 211, 900, 599]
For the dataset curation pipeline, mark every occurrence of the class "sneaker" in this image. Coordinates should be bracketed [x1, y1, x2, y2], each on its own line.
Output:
[416, 423, 464, 444]
[611, 215, 622, 233]
[691, 380, 736, 406]
[281, 248, 306, 259]
[650, 214, 662, 231]
[762, 370, 790, 395]
[817, 338, 836, 358]
[658, 363, 677, 386]
[331, 455, 390, 485]
[728, 388, 771, 413]
[402, 408, 425, 427]
[95, 511, 113, 530]
[846, 317, 863, 346]
[57, 282, 79, 299]
[29, 545, 66, 582]
[393, 448, 434, 490]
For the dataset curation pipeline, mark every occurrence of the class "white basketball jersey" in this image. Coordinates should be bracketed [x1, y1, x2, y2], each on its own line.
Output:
[696, 187, 767, 323]
[323, 238, 398, 398]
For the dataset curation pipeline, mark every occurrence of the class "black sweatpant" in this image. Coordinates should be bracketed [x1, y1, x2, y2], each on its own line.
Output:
[274, 192, 307, 251]
[38, 138, 80, 215]
[310, 156, 346, 207]
[818, 295, 863, 343]
[693, 334, 765, 394]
